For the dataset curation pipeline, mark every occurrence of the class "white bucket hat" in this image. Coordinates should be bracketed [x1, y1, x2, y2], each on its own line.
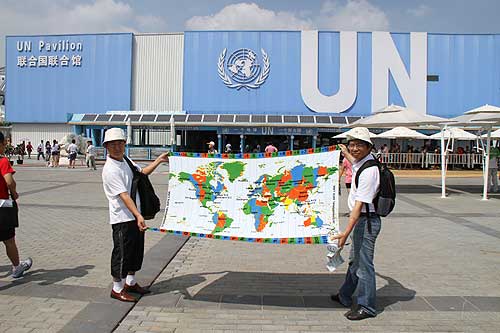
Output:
[346, 127, 373, 145]
[207, 141, 215, 146]
[103, 128, 126, 144]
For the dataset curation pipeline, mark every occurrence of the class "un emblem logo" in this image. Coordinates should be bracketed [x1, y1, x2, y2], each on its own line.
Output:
[218, 48, 270, 90]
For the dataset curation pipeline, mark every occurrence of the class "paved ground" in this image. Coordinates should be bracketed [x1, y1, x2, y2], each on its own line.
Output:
[1, 158, 499, 332]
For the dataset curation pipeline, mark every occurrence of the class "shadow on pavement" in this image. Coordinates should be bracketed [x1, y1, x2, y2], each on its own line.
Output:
[148, 271, 416, 312]
[0, 265, 12, 278]
[0, 264, 94, 291]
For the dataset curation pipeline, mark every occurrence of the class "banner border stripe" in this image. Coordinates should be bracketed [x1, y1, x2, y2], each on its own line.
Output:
[148, 228, 330, 244]
[170, 145, 338, 159]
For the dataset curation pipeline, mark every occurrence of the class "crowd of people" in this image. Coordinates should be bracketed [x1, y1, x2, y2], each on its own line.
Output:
[3, 138, 97, 170]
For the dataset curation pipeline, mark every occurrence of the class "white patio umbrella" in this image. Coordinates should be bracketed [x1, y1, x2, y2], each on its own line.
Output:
[448, 104, 500, 200]
[482, 128, 500, 139]
[350, 104, 447, 128]
[333, 128, 377, 139]
[428, 127, 477, 198]
[429, 127, 476, 140]
[376, 126, 429, 139]
[350, 104, 449, 198]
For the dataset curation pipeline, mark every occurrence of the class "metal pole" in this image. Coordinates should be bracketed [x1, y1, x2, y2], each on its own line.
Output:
[482, 126, 492, 200]
[170, 116, 176, 152]
[440, 125, 447, 198]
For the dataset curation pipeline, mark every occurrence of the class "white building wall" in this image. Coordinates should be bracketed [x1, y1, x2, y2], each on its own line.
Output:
[11, 123, 73, 146]
[132, 34, 184, 112]
[132, 129, 172, 146]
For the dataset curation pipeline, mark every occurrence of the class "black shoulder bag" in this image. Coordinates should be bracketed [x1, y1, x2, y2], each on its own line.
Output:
[123, 156, 161, 220]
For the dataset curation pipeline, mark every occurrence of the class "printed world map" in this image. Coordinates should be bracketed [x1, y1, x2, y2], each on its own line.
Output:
[161, 151, 340, 240]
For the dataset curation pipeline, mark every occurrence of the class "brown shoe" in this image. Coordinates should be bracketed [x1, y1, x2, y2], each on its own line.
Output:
[110, 289, 138, 302]
[124, 282, 151, 295]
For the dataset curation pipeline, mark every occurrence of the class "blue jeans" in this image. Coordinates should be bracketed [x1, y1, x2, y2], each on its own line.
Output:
[338, 214, 381, 316]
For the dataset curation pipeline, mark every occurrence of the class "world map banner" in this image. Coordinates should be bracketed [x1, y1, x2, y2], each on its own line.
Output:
[159, 148, 340, 244]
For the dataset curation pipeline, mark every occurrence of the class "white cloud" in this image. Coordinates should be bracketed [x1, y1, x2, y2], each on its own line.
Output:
[185, 2, 312, 30]
[407, 4, 431, 18]
[318, 0, 389, 31]
[185, 1, 389, 32]
[0, 0, 168, 66]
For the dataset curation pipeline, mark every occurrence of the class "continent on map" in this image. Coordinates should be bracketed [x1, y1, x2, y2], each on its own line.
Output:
[175, 161, 246, 234]
[212, 211, 234, 233]
[243, 164, 337, 232]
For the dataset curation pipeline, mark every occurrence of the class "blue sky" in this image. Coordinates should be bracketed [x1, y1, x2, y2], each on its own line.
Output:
[1, 0, 500, 66]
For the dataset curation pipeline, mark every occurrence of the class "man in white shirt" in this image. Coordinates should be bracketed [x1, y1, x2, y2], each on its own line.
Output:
[86, 140, 96, 170]
[331, 127, 381, 320]
[37, 140, 45, 161]
[102, 128, 169, 302]
[67, 139, 79, 169]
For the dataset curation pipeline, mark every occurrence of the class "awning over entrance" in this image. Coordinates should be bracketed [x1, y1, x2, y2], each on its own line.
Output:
[69, 113, 361, 128]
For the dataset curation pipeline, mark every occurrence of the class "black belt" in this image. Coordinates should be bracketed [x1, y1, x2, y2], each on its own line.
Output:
[360, 212, 377, 217]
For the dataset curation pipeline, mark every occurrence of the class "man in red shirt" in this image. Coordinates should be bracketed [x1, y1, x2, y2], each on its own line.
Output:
[0, 131, 32, 278]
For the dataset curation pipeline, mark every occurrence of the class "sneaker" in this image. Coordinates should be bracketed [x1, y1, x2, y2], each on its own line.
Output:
[12, 257, 33, 278]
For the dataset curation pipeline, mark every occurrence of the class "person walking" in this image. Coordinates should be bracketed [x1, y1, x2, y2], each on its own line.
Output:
[0, 131, 33, 278]
[51, 140, 60, 167]
[102, 128, 169, 302]
[67, 139, 78, 169]
[86, 140, 97, 170]
[26, 142, 33, 159]
[331, 127, 381, 321]
[488, 143, 500, 193]
[37, 140, 45, 161]
[45, 141, 52, 167]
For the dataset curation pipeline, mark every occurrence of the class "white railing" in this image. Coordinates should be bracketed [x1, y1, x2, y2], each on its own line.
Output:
[379, 153, 426, 168]
[423, 153, 483, 169]
[94, 148, 486, 169]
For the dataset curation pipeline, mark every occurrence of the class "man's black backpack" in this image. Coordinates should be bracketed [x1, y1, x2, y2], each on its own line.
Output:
[354, 156, 396, 217]
[124, 156, 161, 220]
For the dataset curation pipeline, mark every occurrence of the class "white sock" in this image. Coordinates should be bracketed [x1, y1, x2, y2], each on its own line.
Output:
[125, 274, 136, 286]
[113, 280, 124, 293]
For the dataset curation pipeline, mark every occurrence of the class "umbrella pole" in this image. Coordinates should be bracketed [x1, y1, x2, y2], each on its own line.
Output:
[482, 127, 492, 200]
[440, 125, 447, 198]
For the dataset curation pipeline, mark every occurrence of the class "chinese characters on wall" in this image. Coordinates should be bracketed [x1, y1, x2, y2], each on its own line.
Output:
[15, 40, 84, 68]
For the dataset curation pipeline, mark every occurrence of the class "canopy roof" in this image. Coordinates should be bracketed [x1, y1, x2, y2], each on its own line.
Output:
[429, 127, 477, 140]
[447, 104, 500, 126]
[376, 126, 429, 139]
[332, 128, 377, 139]
[350, 104, 447, 128]
[481, 128, 500, 139]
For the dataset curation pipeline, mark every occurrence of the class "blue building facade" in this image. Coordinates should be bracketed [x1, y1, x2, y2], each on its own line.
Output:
[5, 31, 500, 122]
[5, 33, 133, 123]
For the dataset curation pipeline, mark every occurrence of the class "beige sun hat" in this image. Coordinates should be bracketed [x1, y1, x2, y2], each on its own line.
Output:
[103, 128, 126, 144]
[345, 127, 373, 145]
